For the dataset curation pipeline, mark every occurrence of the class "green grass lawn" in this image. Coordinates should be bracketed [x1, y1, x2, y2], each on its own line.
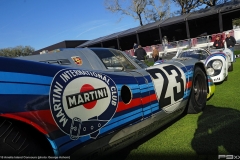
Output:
[115, 59, 240, 160]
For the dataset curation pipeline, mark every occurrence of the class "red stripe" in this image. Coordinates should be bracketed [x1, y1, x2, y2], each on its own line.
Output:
[116, 94, 157, 112]
[186, 81, 192, 89]
[0, 110, 58, 135]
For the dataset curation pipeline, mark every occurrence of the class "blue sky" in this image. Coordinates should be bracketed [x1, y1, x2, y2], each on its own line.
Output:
[0, 0, 141, 50]
[0, 0, 176, 50]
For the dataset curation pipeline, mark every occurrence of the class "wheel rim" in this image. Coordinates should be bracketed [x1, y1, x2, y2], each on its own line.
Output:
[193, 74, 207, 105]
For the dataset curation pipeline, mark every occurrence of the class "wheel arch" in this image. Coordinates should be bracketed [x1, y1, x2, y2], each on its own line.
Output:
[0, 116, 55, 155]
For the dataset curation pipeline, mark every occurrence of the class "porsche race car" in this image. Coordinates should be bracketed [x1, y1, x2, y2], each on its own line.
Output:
[171, 48, 232, 83]
[0, 48, 213, 159]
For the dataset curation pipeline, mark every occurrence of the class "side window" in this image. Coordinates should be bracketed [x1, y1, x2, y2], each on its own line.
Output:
[91, 49, 136, 71]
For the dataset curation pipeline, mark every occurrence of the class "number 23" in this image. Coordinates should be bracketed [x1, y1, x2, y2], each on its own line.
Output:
[147, 65, 184, 108]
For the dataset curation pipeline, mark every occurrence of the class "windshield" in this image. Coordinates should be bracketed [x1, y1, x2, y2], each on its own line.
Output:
[125, 53, 148, 69]
[91, 48, 137, 71]
[178, 51, 200, 59]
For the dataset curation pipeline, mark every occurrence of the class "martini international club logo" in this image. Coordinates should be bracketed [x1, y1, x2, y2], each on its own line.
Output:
[49, 69, 118, 140]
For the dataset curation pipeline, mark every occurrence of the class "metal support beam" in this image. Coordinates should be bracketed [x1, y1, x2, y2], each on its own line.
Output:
[158, 27, 162, 44]
[185, 21, 190, 39]
[136, 33, 140, 45]
[117, 38, 120, 50]
[219, 12, 223, 32]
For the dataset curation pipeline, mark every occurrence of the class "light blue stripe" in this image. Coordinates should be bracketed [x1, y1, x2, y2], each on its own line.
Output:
[152, 103, 159, 108]
[0, 71, 52, 85]
[143, 105, 152, 111]
[183, 90, 191, 98]
[143, 110, 151, 116]
[116, 84, 139, 90]
[139, 84, 148, 89]
[152, 106, 160, 112]
[106, 108, 142, 125]
[0, 83, 49, 95]
[100, 112, 142, 134]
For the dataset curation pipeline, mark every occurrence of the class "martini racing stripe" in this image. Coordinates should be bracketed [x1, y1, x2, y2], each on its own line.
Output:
[0, 71, 52, 85]
[0, 83, 49, 95]
[205, 53, 226, 64]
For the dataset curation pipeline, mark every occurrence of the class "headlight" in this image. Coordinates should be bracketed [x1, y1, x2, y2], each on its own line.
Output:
[212, 60, 222, 70]
[207, 68, 214, 75]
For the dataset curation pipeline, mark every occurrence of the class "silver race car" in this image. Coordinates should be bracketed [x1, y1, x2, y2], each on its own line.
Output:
[172, 48, 232, 83]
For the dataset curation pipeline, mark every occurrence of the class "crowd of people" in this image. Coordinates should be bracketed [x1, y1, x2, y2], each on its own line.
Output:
[213, 32, 236, 62]
[133, 32, 237, 63]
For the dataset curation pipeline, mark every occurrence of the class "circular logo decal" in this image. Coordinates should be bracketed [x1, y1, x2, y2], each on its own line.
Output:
[49, 69, 118, 140]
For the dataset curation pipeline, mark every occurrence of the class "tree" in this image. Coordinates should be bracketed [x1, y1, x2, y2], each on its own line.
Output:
[172, 0, 231, 15]
[143, 0, 170, 23]
[0, 46, 35, 57]
[105, 0, 147, 26]
[199, 0, 231, 7]
[172, 0, 201, 15]
[233, 18, 240, 27]
[104, 0, 170, 26]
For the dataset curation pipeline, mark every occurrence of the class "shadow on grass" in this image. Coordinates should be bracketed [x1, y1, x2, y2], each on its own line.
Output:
[191, 105, 240, 155]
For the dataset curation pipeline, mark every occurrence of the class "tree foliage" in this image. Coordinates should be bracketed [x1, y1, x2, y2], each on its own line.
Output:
[233, 18, 240, 26]
[172, 0, 201, 15]
[104, 0, 170, 26]
[105, 0, 233, 25]
[105, 0, 147, 26]
[0, 46, 35, 57]
[172, 0, 232, 15]
[199, 0, 231, 7]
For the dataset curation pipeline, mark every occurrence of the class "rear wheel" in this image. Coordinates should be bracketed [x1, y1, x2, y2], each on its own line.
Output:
[0, 118, 53, 156]
[187, 66, 207, 114]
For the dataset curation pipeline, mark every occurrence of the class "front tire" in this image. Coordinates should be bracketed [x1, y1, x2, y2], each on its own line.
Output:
[187, 66, 207, 114]
[228, 62, 233, 72]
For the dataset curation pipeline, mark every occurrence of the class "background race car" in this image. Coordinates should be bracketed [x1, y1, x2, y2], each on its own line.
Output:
[171, 48, 232, 83]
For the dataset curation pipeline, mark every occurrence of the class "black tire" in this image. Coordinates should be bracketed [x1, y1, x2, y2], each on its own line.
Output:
[225, 75, 228, 81]
[187, 66, 207, 114]
[228, 62, 233, 72]
[0, 118, 53, 156]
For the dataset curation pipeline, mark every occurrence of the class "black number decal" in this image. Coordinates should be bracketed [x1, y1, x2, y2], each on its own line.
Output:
[147, 68, 171, 107]
[147, 65, 184, 108]
[163, 65, 184, 101]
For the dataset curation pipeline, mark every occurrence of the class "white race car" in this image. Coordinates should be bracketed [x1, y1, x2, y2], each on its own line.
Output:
[172, 48, 233, 83]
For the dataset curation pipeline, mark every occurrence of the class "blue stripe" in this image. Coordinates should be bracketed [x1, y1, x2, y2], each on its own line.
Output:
[0, 83, 49, 95]
[106, 108, 142, 126]
[0, 71, 52, 85]
[143, 105, 152, 111]
[183, 89, 191, 99]
[152, 106, 160, 112]
[100, 112, 142, 134]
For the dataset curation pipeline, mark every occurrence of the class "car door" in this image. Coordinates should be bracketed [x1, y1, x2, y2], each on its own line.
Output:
[146, 63, 187, 113]
[83, 48, 152, 134]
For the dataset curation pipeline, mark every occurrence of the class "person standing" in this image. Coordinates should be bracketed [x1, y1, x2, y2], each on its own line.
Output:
[134, 45, 147, 61]
[162, 36, 168, 56]
[213, 35, 224, 49]
[133, 43, 138, 52]
[152, 46, 160, 62]
[224, 32, 236, 62]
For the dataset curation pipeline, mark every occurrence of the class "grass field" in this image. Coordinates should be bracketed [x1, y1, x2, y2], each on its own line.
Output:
[114, 57, 240, 160]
